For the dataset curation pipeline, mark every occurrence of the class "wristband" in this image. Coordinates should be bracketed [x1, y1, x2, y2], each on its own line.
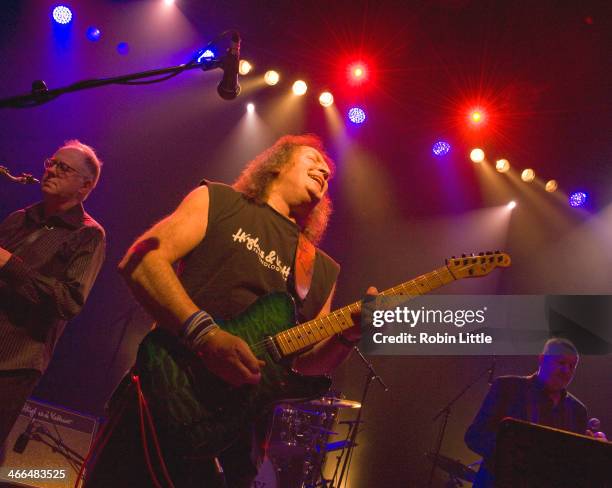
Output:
[181, 310, 220, 350]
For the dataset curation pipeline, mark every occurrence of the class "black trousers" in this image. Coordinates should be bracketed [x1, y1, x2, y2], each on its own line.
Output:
[83, 379, 257, 488]
[0, 369, 41, 448]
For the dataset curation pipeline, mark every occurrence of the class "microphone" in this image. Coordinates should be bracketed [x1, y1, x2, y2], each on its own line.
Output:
[487, 357, 496, 385]
[587, 418, 607, 440]
[13, 411, 37, 454]
[588, 418, 601, 431]
[217, 32, 241, 100]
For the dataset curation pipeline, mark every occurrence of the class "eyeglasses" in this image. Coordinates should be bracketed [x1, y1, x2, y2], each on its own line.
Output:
[43, 158, 89, 178]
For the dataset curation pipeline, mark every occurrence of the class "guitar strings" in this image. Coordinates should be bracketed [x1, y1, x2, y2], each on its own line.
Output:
[245, 260, 480, 357]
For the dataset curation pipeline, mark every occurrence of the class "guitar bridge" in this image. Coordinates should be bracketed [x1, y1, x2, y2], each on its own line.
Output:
[264, 335, 283, 362]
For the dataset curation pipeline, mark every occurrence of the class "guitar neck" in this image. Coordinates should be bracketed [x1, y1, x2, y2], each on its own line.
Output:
[274, 265, 457, 356]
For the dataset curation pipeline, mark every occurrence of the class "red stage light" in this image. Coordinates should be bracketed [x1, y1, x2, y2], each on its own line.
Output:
[468, 108, 487, 127]
[347, 61, 368, 86]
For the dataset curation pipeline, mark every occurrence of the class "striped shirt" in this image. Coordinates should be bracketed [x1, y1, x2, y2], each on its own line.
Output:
[0, 202, 105, 372]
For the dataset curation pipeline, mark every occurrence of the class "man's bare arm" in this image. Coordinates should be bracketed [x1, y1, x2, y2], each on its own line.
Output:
[118, 185, 209, 331]
[118, 185, 263, 385]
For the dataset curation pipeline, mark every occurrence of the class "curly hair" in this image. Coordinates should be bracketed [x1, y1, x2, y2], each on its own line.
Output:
[233, 134, 335, 245]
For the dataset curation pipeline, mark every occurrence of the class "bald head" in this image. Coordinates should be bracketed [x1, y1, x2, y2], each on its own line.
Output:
[537, 338, 579, 392]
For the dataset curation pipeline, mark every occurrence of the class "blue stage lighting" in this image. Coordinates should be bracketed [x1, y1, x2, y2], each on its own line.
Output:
[432, 141, 451, 156]
[86, 26, 101, 42]
[348, 107, 366, 124]
[569, 191, 587, 207]
[52, 5, 73, 25]
[197, 48, 216, 63]
[117, 42, 130, 56]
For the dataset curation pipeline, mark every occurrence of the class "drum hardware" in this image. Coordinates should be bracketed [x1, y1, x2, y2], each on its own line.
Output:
[305, 398, 361, 409]
[426, 452, 477, 486]
[255, 393, 362, 488]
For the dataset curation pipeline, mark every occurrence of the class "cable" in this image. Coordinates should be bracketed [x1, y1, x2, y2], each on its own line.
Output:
[139, 381, 176, 488]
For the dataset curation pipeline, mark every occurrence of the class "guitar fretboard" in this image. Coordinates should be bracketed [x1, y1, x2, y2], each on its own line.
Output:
[274, 265, 456, 356]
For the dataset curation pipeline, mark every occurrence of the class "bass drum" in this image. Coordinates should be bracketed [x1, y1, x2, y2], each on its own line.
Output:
[252, 457, 278, 488]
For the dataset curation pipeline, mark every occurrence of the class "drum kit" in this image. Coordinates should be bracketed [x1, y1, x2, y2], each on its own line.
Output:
[253, 393, 361, 488]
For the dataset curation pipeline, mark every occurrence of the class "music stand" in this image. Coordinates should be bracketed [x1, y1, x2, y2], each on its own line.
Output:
[495, 418, 612, 488]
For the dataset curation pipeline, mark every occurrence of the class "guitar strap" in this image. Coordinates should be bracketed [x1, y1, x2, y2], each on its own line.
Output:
[293, 233, 316, 301]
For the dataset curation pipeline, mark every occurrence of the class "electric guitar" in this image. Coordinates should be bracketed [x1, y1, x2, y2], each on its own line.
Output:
[135, 251, 511, 458]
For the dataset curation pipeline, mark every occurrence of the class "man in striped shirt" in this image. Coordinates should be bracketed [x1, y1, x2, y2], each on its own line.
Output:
[0, 140, 105, 448]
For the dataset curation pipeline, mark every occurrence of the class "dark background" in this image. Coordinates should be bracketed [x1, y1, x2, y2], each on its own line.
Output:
[1, 1, 611, 486]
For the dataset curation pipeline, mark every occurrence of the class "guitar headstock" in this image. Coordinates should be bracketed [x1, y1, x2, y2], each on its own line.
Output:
[446, 251, 511, 279]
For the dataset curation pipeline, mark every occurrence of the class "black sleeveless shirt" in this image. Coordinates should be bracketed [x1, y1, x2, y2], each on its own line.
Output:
[177, 181, 339, 323]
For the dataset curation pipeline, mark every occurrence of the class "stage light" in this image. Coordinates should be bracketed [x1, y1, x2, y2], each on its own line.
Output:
[292, 80, 308, 96]
[545, 180, 558, 193]
[432, 141, 451, 156]
[264, 70, 280, 86]
[197, 49, 216, 63]
[495, 159, 510, 173]
[246, 103, 255, 113]
[521, 169, 535, 182]
[52, 5, 73, 25]
[507, 201, 517, 209]
[348, 107, 366, 124]
[163, 0, 175, 5]
[319, 92, 334, 107]
[470, 148, 485, 163]
[471, 111, 483, 122]
[468, 108, 486, 126]
[117, 42, 130, 56]
[569, 191, 587, 207]
[86, 26, 101, 42]
[347, 62, 368, 85]
[239, 60, 252, 75]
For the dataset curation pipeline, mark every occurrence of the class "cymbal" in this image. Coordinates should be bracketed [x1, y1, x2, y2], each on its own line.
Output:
[306, 397, 361, 409]
[426, 452, 477, 483]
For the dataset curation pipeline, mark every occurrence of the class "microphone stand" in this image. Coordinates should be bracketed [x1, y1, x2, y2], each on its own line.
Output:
[0, 33, 236, 109]
[329, 346, 388, 488]
[426, 358, 494, 488]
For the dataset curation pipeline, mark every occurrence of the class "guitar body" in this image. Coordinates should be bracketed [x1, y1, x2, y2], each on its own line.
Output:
[135, 292, 332, 459]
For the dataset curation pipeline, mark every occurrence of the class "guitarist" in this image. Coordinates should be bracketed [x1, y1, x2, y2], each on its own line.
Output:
[85, 134, 376, 487]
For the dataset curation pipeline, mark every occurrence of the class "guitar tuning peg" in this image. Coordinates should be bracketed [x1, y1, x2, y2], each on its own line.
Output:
[461, 253, 466, 258]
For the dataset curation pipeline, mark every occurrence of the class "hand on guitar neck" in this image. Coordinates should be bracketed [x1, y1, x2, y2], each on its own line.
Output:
[341, 285, 379, 343]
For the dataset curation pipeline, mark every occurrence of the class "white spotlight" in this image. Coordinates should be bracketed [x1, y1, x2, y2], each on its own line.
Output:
[496, 159, 510, 173]
[319, 92, 334, 107]
[264, 70, 280, 86]
[292, 80, 307, 96]
[507, 201, 517, 209]
[545, 180, 558, 192]
[246, 103, 255, 113]
[470, 148, 485, 163]
[239, 60, 253, 75]
[521, 169, 535, 183]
